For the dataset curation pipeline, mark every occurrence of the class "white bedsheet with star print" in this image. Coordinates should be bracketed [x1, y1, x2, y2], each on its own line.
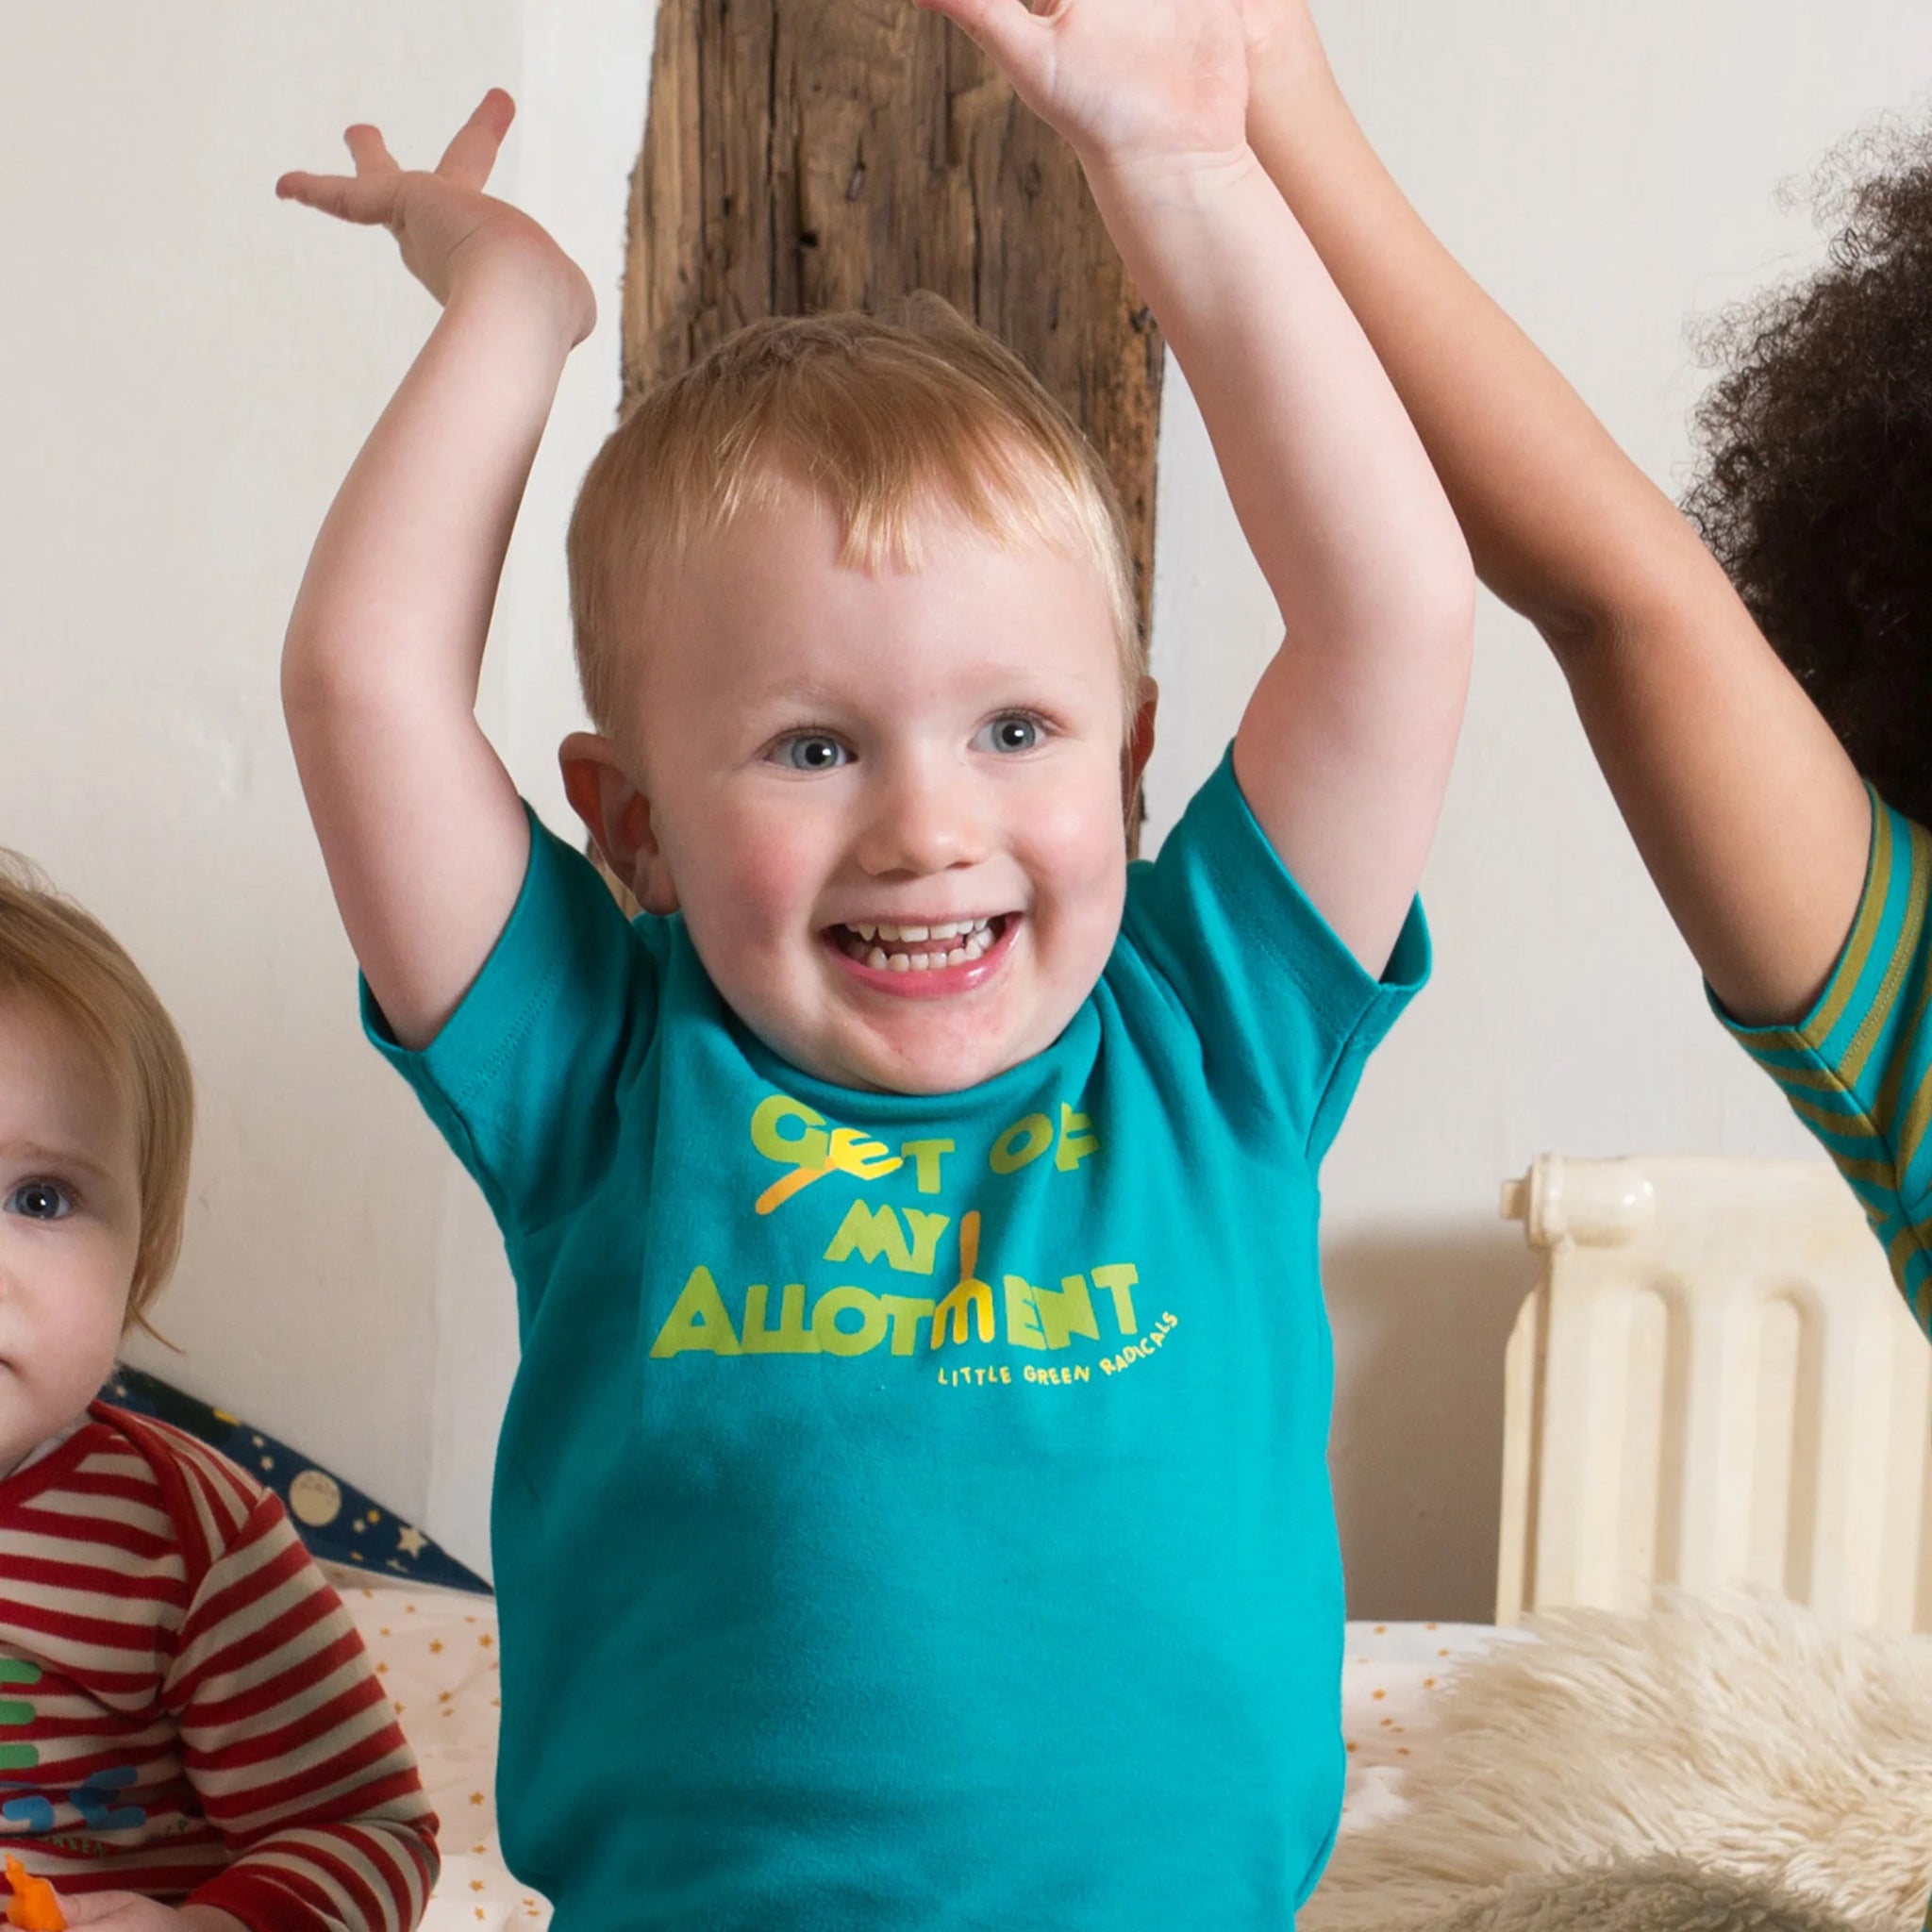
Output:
[333, 1576, 1503, 1926]
[331, 1574, 549, 1930]
[1335, 1620, 1514, 1835]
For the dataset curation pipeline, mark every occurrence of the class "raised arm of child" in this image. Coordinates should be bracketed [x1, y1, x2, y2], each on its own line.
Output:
[1237, 2, 1871, 1025]
[277, 92, 596, 1050]
[918, 0, 1474, 978]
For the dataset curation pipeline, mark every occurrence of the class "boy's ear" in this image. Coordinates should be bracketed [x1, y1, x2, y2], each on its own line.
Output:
[1122, 679, 1158, 827]
[558, 732, 679, 916]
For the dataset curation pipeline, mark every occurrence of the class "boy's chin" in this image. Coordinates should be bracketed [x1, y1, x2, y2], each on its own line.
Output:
[800, 1040, 1018, 1098]
[780, 1010, 1047, 1098]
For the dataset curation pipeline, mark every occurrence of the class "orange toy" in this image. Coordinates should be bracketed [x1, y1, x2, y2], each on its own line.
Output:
[2, 1856, 63, 1932]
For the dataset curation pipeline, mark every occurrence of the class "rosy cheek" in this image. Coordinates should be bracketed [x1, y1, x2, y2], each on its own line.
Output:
[1021, 792, 1124, 890]
[707, 809, 818, 950]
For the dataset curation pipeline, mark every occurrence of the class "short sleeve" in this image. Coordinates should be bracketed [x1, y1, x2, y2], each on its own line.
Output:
[1123, 747, 1429, 1166]
[1712, 785, 1932, 1340]
[361, 804, 664, 1241]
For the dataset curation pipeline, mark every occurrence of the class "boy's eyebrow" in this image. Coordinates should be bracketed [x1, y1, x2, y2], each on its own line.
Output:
[0, 1140, 116, 1185]
[733, 677, 843, 711]
[734, 662, 1084, 708]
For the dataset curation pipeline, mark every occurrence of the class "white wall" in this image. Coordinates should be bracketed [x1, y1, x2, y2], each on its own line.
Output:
[0, 1, 649, 1575]
[2, 3, 1925, 1608]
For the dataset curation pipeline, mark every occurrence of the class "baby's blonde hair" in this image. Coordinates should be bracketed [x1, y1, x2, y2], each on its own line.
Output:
[567, 295, 1143, 738]
[0, 855, 194, 1326]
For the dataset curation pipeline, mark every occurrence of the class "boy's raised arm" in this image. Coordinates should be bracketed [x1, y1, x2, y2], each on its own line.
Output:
[278, 92, 595, 1050]
[919, 0, 1474, 979]
[1239, 4, 1870, 1025]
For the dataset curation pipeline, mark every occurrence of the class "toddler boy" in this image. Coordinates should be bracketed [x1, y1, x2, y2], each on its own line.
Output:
[275, 0, 1473, 1924]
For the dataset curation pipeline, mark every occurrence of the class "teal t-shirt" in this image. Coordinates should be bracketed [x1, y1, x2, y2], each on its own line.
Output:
[366, 751, 1427, 1931]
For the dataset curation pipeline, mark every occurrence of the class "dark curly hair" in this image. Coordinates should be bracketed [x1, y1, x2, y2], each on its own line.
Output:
[1684, 115, 1932, 828]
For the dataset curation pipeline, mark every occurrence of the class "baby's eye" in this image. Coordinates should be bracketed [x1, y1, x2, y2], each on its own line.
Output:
[5, 1181, 74, 1222]
[975, 714, 1042, 755]
[770, 734, 852, 773]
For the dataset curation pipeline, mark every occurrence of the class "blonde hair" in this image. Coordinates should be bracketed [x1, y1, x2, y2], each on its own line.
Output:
[0, 854, 194, 1326]
[567, 295, 1143, 737]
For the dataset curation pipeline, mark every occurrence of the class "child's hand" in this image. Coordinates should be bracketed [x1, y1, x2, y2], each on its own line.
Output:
[915, 0, 1248, 177]
[36, 1893, 241, 1932]
[276, 89, 594, 346]
[56, 1895, 242, 1932]
[1235, 0, 1326, 93]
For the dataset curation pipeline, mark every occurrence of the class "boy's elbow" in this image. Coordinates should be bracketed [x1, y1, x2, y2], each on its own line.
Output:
[1411, 514, 1477, 644]
[280, 641, 457, 746]
[1401, 539, 1478, 670]
[279, 618, 343, 726]
[279, 646, 359, 758]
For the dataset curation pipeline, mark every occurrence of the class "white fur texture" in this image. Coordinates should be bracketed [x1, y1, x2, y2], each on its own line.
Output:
[1303, 1593, 1932, 1932]
[1406, 1857, 1870, 1932]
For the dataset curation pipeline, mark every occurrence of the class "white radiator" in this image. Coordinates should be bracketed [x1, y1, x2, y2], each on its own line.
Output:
[1496, 1155, 1932, 1634]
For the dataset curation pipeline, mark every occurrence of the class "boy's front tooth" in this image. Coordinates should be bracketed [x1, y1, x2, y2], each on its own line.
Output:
[901, 925, 928, 942]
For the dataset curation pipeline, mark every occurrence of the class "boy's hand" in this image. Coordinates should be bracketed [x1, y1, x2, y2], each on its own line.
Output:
[276, 89, 594, 346]
[915, 0, 1248, 177]
[1235, 0, 1326, 94]
[932, 0, 1474, 975]
[277, 87, 582, 1050]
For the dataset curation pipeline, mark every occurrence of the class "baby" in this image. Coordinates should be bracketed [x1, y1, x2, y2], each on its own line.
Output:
[275, 0, 1473, 1923]
[0, 859, 438, 1932]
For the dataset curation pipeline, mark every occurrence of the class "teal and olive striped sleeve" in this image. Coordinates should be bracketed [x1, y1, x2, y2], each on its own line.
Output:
[1714, 787, 1932, 1343]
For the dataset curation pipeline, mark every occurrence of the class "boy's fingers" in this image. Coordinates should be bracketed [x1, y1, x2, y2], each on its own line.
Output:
[437, 88, 516, 190]
[275, 169, 403, 226]
[915, 0, 1043, 75]
[343, 123, 400, 175]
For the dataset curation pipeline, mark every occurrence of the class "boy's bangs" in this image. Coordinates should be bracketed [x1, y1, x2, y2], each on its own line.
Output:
[698, 419, 1103, 580]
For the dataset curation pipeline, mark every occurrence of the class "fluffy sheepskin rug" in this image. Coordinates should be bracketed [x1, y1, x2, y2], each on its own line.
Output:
[1302, 1591, 1932, 1932]
[1407, 1857, 1873, 1932]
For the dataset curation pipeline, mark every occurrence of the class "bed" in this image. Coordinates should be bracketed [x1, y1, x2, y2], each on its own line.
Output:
[328, 1574, 537, 1931]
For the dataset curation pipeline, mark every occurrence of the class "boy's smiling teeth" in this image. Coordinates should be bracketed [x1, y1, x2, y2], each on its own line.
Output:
[833, 915, 1003, 971]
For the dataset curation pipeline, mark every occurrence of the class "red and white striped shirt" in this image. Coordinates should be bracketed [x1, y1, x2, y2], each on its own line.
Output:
[0, 1402, 439, 1931]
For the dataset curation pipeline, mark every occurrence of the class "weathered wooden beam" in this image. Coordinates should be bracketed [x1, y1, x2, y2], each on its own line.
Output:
[624, 0, 1162, 645]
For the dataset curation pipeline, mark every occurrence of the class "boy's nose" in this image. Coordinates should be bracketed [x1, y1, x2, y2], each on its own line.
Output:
[854, 763, 990, 878]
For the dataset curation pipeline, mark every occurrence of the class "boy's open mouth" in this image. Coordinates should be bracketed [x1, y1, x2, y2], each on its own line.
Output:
[827, 914, 1011, 973]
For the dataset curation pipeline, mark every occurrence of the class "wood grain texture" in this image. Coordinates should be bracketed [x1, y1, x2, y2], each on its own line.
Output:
[624, 0, 1162, 643]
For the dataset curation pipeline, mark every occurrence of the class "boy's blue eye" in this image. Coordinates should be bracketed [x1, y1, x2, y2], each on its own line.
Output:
[976, 715, 1041, 755]
[5, 1181, 74, 1222]
[774, 735, 851, 772]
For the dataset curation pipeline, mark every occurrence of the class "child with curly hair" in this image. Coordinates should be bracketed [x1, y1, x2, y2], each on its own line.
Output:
[0, 859, 439, 1932]
[1232, 3, 1930, 1914]
[1237, 8, 1932, 1338]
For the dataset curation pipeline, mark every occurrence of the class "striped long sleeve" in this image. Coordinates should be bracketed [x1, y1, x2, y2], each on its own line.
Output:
[1716, 787, 1932, 1342]
[0, 1404, 438, 1931]
[1715, 789, 1932, 1932]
